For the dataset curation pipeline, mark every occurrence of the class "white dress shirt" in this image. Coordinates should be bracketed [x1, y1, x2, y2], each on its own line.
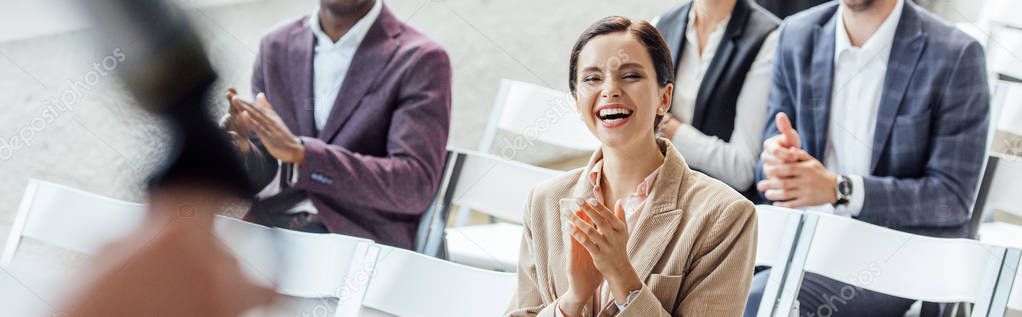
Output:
[309, 0, 382, 132]
[669, 7, 778, 190]
[809, 0, 903, 217]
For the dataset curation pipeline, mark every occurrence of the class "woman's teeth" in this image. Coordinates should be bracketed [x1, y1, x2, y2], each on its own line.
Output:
[598, 108, 633, 120]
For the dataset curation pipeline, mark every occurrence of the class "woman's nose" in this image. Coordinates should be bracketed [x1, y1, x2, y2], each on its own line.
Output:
[600, 80, 622, 99]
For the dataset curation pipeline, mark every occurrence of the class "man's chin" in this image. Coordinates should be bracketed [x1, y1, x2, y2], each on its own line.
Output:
[842, 0, 877, 12]
[322, 0, 374, 16]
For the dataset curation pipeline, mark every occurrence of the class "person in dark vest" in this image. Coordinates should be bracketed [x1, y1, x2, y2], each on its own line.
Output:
[653, 0, 780, 201]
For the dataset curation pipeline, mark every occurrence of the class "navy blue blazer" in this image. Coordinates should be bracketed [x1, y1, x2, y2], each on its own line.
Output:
[757, 1, 990, 238]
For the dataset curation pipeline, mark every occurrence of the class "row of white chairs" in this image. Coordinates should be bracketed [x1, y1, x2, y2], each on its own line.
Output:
[427, 148, 1022, 316]
[1, 179, 516, 317]
[6, 177, 1022, 316]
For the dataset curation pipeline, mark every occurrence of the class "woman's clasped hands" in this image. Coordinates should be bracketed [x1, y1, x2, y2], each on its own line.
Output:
[558, 198, 643, 315]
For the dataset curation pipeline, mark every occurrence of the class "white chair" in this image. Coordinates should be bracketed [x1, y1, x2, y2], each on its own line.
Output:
[452, 79, 598, 227]
[970, 80, 1022, 236]
[782, 212, 1021, 317]
[212, 216, 379, 317]
[478, 79, 598, 155]
[362, 244, 517, 317]
[443, 150, 561, 272]
[1009, 256, 1022, 313]
[1, 179, 147, 267]
[0, 179, 146, 315]
[752, 205, 807, 317]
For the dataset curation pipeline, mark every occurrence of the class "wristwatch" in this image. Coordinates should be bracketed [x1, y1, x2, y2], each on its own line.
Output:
[834, 175, 852, 207]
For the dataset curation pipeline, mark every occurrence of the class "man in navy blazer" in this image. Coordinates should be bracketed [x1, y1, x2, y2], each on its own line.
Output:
[223, 0, 451, 250]
[751, 0, 989, 315]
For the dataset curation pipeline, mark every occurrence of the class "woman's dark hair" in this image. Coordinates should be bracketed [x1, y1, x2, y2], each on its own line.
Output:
[568, 16, 675, 128]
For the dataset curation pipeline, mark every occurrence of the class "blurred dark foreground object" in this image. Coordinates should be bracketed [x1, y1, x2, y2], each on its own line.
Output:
[85, 0, 257, 197]
[55, 0, 275, 316]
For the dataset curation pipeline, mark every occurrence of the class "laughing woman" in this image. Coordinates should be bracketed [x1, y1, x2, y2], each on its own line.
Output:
[506, 17, 756, 317]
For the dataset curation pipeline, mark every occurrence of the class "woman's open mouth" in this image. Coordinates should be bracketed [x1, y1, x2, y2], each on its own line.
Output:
[596, 106, 633, 128]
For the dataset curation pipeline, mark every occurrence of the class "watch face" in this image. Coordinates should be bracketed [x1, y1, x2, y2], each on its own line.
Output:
[839, 177, 852, 195]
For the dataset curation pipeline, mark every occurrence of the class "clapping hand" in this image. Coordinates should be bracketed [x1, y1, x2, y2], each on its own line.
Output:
[757, 113, 838, 207]
[565, 198, 643, 308]
[230, 93, 305, 164]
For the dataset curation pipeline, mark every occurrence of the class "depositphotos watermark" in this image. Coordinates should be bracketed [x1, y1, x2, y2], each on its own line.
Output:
[806, 262, 883, 317]
[496, 48, 633, 160]
[1003, 137, 1022, 161]
[0, 48, 126, 161]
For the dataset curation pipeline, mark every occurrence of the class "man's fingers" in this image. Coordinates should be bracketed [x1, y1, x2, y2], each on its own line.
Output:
[756, 177, 797, 192]
[764, 187, 800, 201]
[235, 97, 271, 126]
[763, 162, 801, 179]
[760, 151, 787, 166]
[766, 139, 805, 163]
[763, 135, 801, 162]
[775, 112, 800, 148]
[256, 93, 273, 111]
[773, 198, 810, 209]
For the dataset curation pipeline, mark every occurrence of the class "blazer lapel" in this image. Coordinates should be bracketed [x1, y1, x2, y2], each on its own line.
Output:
[287, 22, 317, 137]
[569, 141, 685, 283]
[871, 4, 925, 172]
[692, 0, 749, 128]
[626, 141, 686, 282]
[807, 15, 838, 158]
[317, 6, 401, 142]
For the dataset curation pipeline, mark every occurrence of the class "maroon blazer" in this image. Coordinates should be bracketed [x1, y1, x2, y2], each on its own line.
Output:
[242, 4, 452, 249]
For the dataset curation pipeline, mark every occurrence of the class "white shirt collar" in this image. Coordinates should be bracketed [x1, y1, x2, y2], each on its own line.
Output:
[309, 0, 383, 50]
[834, 0, 903, 62]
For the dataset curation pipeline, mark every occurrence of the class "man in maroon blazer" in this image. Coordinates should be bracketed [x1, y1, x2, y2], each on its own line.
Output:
[223, 0, 451, 249]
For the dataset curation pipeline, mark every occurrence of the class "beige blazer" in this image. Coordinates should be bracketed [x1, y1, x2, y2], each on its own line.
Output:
[507, 139, 757, 317]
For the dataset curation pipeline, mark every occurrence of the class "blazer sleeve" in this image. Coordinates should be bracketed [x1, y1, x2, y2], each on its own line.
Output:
[857, 41, 990, 228]
[506, 189, 568, 317]
[601, 199, 757, 316]
[755, 25, 797, 198]
[293, 47, 452, 215]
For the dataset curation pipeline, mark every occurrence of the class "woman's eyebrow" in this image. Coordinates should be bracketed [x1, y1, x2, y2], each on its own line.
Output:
[617, 62, 645, 71]
[581, 65, 603, 73]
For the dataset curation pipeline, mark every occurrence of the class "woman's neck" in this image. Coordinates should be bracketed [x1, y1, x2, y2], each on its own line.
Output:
[600, 137, 664, 204]
[693, 0, 736, 54]
[694, 0, 735, 24]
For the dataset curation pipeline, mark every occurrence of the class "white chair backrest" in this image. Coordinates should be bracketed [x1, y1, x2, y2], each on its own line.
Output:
[212, 216, 280, 288]
[212, 216, 379, 316]
[754, 205, 803, 267]
[479, 79, 599, 154]
[753, 205, 805, 317]
[1009, 256, 1022, 311]
[990, 80, 1022, 141]
[2, 179, 147, 267]
[797, 212, 1020, 316]
[449, 150, 561, 223]
[982, 155, 1022, 220]
[363, 244, 517, 317]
